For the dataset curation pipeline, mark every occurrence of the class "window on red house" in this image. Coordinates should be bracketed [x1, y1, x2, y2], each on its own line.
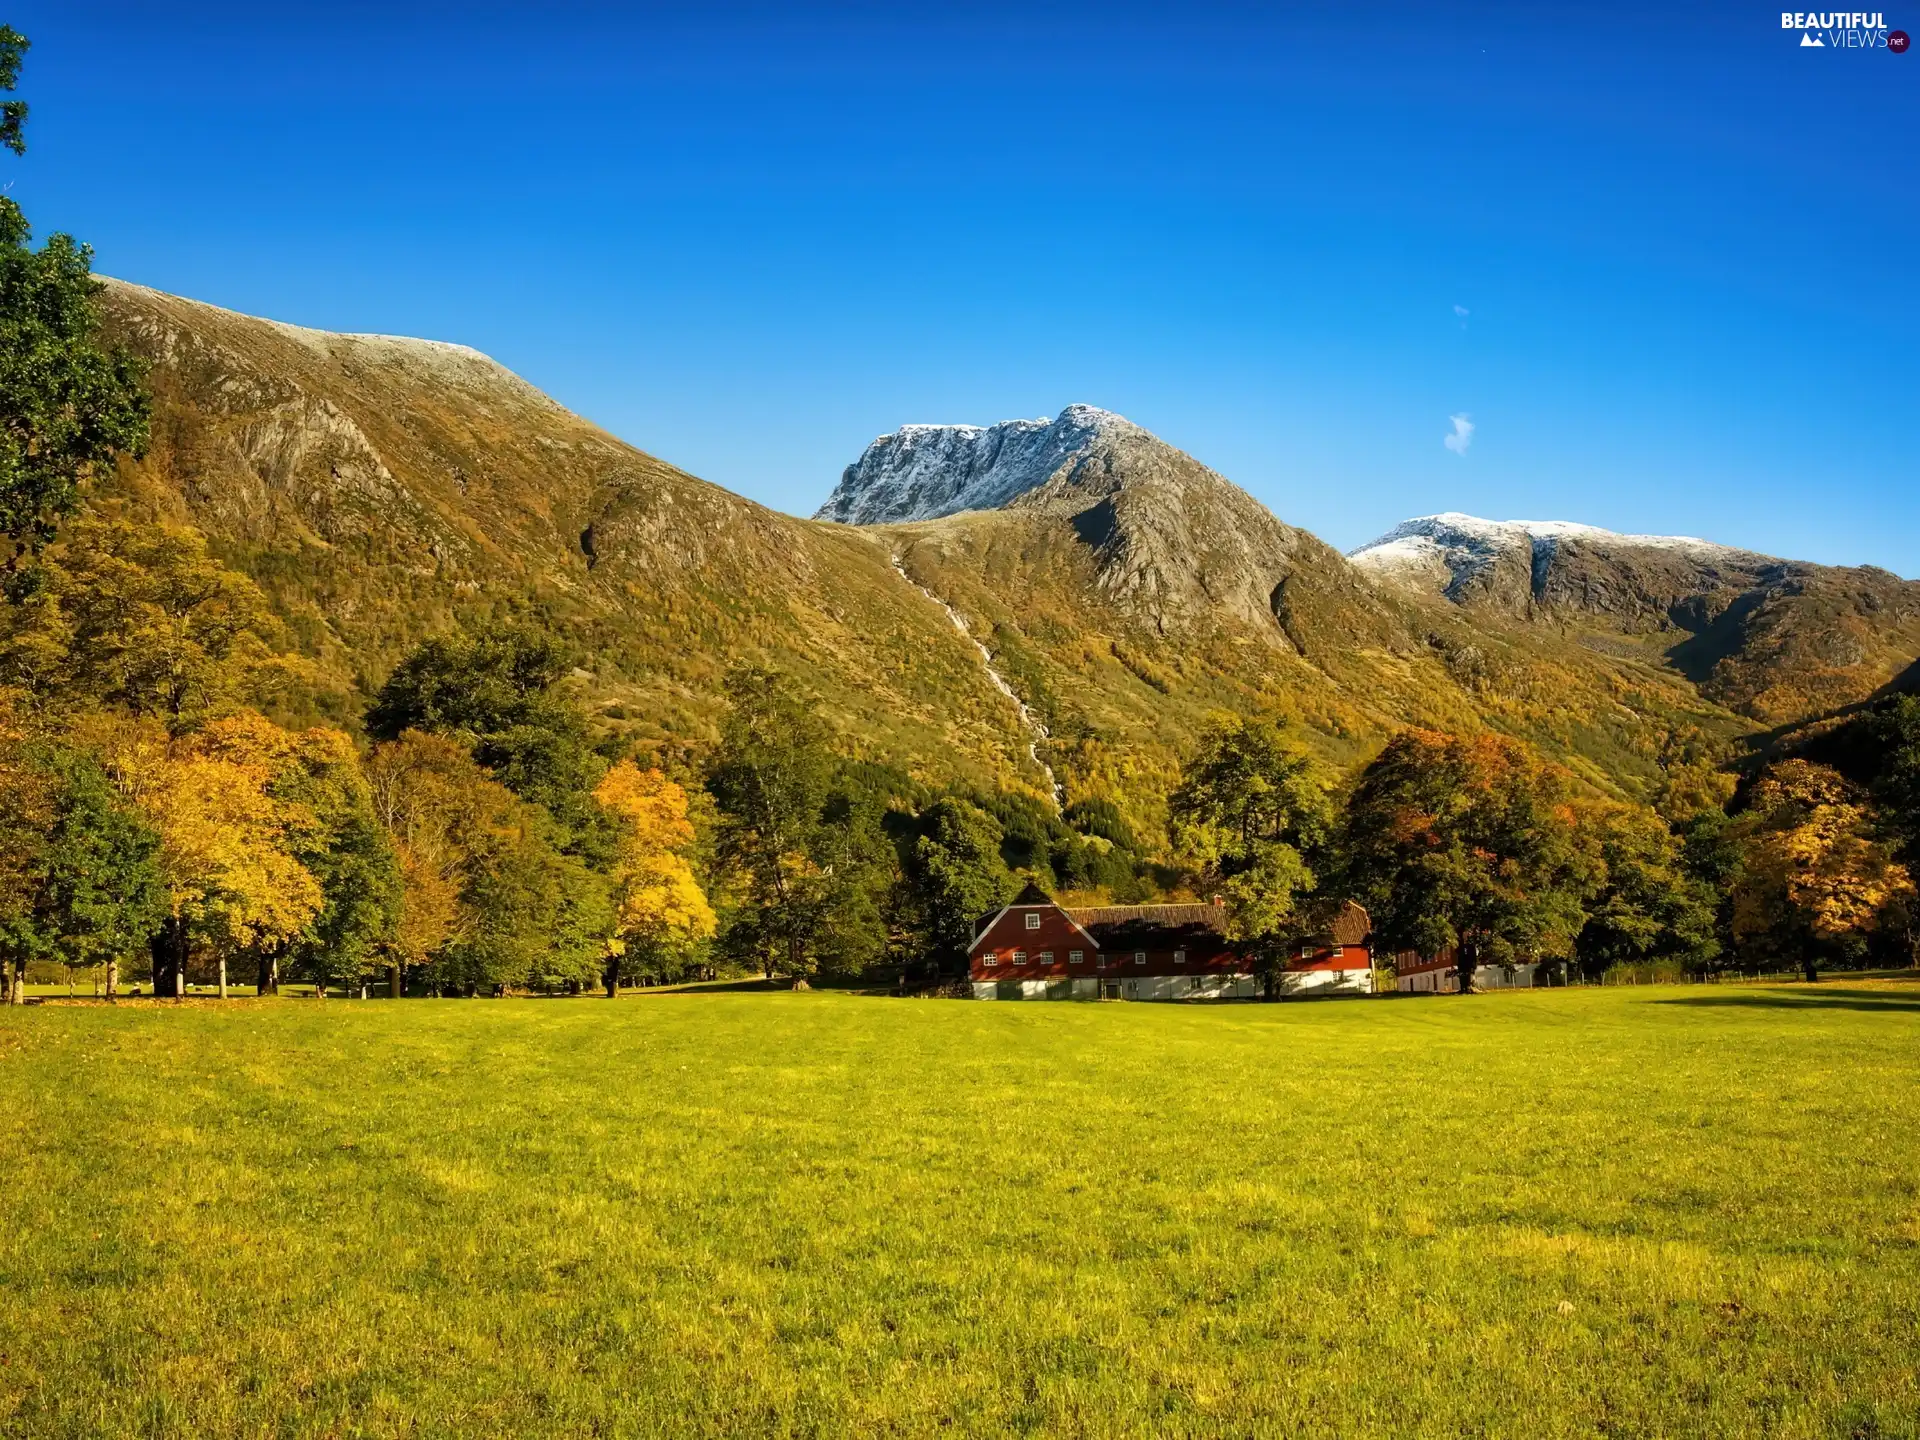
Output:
[983, 952, 999, 968]
[1039, 951, 1053, 964]
[1024, 913, 1041, 930]
[1134, 951, 1146, 966]
[1013, 950, 1027, 965]
[1069, 950, 1084, 964]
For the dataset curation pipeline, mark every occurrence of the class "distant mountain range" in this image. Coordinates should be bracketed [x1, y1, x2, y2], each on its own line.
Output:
[91, 282, 1920, 833]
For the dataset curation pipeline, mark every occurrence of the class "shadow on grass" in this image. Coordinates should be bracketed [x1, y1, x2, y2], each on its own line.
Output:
[1655, 987, 1920, 1014]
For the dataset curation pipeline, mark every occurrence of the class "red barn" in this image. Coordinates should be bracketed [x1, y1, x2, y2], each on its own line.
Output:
[968, 882, 1374, 1000]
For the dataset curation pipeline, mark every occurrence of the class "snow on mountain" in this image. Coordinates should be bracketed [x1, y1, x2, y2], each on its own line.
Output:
[1349, 512, 1756, 601]
[815, 403, 1138, 525]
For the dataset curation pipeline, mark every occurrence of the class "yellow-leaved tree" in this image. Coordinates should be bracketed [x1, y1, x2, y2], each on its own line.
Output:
[94, 710, 325, 995]
[1732, 759, 1915, 981]
[593, 759, 715, 995]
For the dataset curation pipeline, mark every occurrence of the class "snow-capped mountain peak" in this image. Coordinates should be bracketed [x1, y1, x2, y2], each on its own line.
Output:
[1348, 511, 1778, 616]
[1350, 512, 1744, 584]
[814, 404, 1137, 525]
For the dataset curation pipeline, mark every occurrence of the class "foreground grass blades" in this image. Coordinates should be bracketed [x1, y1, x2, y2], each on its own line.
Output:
[3, 984, 1918, 1437]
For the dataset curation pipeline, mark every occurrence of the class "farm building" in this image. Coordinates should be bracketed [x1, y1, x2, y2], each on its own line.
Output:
[969, 882, 1374, 1000]
[1393, 951, 1541, 993]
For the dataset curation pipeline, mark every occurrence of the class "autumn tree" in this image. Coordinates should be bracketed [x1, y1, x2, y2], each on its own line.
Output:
[593, 759, 715, 995]
[0, 26, 149, 570]
[0, 515, 284, 727]
[1339, 729, 1588, 993]
[0, 693, 53, 1001]
[1170, 716, 1333, 998]
[366, 621, 613, 861]
[366, 730, 521, 993]
[97, 711, 324, 996]
[1730, 760, 1914, 981]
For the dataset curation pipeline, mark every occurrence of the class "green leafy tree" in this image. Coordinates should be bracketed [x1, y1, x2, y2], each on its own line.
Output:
[811, 783, 899, 980]
[367, 622, 612, 861]
[276, 728, 402, 997]
[1857, 695, 1920, 864]
[909, 796, 1016, 976]
[1572, 802, 1719, 980]
[707, 665, 893, 982]
[441, 823, 611, 995]
[0, 28, 149, 569]
[1339, 729, 1589, 993]
[1170, 715, 1333, 998]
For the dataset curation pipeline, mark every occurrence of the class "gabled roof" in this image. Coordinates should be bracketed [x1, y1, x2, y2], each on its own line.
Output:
[1069, 904, 1229, 950]
[970, 881, 1101, 950]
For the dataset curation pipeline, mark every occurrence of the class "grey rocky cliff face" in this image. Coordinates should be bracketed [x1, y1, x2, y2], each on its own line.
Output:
[1348, 513, 1785, 628]
[815, 404, 1134, 524]
[822, 402, 1412, 649]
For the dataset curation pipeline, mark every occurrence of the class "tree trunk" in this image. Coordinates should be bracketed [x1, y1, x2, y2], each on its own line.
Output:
[389, 963, 403, 999]
[218, 958, 228, 1000]
[105, 959, 118, 1002]
[604, 954, 620, 999]
[150, 915, 189, 999]
[1803, 960, 1820, 983]
[6, 957, 21, 1005]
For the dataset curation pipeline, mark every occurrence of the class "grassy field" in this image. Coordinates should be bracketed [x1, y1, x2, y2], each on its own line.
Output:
[2, 984, 1917, 1438]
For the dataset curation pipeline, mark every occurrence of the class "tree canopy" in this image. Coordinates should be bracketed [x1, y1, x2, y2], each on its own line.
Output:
[0, 28, 148, 567]
[1340, 729, 1588, 990]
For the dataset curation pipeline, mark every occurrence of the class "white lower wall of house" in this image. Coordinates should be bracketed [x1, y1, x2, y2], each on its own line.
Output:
[1393, 964, 1541, 994]
[971, 970, 1373, 1001]
[1279, 968, 1373, 996]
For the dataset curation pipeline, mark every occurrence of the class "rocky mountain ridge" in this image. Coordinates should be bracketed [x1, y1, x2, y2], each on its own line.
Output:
[816, 404, 1130, 525]
[76, 278, 1918, 833]
[1344, 510, 1920, 723]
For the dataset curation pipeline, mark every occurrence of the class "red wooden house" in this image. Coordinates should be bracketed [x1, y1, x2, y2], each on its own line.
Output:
[968, 882, 1375, 1001]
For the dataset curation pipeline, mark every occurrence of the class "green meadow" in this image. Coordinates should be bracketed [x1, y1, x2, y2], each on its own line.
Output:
[3, 984, 1917, 1438]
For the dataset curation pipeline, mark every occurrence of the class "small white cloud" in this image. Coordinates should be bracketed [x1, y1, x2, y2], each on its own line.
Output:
[1453, 304, 1470, 319]
[1444, 413, 1474, 455]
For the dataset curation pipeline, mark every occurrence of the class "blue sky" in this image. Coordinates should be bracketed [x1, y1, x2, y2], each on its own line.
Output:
[13, 2, 1918, 571]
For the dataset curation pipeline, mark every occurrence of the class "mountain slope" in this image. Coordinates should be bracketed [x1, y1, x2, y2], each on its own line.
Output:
[97, 280, 1079, 794]
[1350, 514, 1920, 724]
[88, 281, 1763, 843]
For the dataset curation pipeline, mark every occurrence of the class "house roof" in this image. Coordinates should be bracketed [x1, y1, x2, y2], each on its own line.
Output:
[971, 888, 1372, 954]
[1068, 904, 1229, 950]
[1010, 879, 1053, 906]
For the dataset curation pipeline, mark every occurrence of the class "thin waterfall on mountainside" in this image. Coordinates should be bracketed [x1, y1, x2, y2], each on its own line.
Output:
[891, 556, 1064, 811]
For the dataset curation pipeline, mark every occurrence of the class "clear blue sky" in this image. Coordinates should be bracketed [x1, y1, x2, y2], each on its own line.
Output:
[13, 2, 1918, 571]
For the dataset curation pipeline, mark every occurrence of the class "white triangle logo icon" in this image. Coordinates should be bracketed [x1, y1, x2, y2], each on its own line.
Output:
[1800, 31, 1824, 44]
